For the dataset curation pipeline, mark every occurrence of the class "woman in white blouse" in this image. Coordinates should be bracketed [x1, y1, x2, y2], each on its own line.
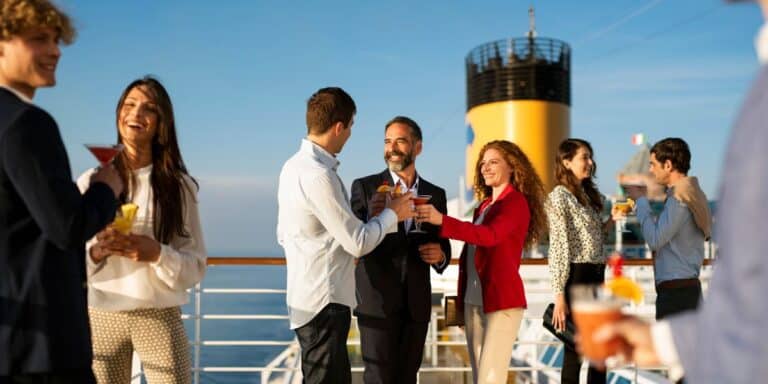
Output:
[546, 138, 612, 384]
[77, 76, 206, 384]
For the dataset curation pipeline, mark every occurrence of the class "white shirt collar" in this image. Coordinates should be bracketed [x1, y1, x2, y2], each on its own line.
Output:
[756, 22, 768, 65]
[389, 170, 420, 193]
[301, 138, 340, 171]
[0, 85, 33, 104]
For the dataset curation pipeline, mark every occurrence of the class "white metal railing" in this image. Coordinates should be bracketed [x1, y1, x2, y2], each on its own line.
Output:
[127, 259, 712, 384]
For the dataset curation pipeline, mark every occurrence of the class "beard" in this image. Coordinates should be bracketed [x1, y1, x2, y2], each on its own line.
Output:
[385, 149, 414, 172]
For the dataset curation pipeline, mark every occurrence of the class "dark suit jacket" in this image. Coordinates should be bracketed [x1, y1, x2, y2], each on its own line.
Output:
[350, 170, 451, 322]
[0, 89, 117, 375]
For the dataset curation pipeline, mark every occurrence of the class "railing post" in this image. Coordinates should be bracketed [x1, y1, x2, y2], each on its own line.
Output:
[193, 282, 202, 384]
[431, 312, 438, 367]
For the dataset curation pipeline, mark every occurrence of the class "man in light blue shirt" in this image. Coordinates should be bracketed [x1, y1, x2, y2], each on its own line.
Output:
[624, 138, 711, 323]
[592, 1, 768, 382]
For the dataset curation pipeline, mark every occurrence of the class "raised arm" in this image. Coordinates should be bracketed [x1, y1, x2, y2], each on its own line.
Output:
[440, 194, 529, 249]
[307, 171, 397, 257]
[635, 197, 688, 251]
[2, 108, 116, 250]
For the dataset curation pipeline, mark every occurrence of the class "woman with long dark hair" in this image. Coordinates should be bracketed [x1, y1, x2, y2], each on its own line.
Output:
[547, 138, 612, 384]
[77, 76, 206, 384]
[416, 140, 547, 384]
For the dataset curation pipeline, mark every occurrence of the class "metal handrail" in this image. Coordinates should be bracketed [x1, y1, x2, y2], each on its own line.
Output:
[171, 258, 711, 383]
[205, 256, 713, 266]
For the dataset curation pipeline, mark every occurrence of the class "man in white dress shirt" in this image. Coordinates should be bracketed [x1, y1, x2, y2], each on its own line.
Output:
[593, 1, 768, 382]
[277, 87, 414, 384]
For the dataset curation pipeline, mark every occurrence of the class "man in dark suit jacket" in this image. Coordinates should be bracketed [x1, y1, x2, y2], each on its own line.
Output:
[350, 116, 451, 384]
[0, 2, 123, 382]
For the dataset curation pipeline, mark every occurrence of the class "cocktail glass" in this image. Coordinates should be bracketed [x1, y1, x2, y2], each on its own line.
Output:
[410, 194, 432, 234]
[614, 200, 634, 233]
[85, 144, 124, 167]
[570, 284, 625, 363]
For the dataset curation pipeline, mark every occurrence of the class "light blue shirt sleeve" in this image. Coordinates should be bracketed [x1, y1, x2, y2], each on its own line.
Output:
[635, 196, 688, 251]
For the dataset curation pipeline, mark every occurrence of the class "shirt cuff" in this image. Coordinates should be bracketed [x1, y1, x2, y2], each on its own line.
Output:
[651, 320, 685, 381]
[150, 243, 180, 280]
[379, 208, 398, 234]
[86, 249, 106, 271]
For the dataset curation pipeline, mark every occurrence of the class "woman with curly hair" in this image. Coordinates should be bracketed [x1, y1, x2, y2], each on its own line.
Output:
[547, 138, 612, 384]
[416, 140, 547, 384]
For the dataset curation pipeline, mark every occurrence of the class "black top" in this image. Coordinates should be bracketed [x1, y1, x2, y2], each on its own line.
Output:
[466, 37, 571, 108]
[350, 170, 451, 321]
[0, 88, 117, 375]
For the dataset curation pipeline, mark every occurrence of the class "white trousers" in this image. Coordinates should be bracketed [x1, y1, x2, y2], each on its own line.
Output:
[464, 304, 524, 384]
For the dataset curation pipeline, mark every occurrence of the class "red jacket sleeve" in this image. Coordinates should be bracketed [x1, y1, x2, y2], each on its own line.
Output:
[440, 192, 529, 248]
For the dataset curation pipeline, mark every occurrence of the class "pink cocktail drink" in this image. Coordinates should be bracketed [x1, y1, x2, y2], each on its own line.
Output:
[85, 144, 123, 167]
[411, 195, 432, 233]
[413, 196, 430, 206]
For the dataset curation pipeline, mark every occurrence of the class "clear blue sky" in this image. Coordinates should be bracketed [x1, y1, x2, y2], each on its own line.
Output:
[37, 0, 763, 256]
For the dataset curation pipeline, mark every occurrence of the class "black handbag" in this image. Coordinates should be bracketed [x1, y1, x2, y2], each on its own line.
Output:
[542, 303, 576, 350]
[443, 295, 465, 327]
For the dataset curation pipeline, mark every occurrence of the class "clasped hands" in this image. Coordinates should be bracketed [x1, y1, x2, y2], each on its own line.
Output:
[89, 225, 161, 264]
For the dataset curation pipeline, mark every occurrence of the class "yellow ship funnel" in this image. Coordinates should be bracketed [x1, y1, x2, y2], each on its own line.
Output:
[465, 36, 571, 197]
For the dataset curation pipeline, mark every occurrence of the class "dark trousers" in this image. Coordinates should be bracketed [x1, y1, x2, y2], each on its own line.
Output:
[294, 303, 352, 384]
[357, 312, 429, 384]
[562, 263, 607, 384]
[655, 281, 701, 384]
[655, 283, 702, 320]
[0, 369, 96, 384]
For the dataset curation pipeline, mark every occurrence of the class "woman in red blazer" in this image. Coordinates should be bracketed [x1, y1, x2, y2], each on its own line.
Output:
[417, 140, 547, 384]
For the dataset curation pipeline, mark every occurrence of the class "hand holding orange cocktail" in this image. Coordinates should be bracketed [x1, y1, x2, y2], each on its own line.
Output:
[572, 254, 642, 363]
[571, 285, 626, 362]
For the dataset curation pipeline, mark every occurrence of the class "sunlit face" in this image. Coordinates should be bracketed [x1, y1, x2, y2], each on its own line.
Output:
[649, 153, 671, 185]
[118, 86, 159, 148]
[0, 27, 61, 96]
[384, 122, 421, 172]
[564, 146, 594, 181]
[480, 148, 512, 188]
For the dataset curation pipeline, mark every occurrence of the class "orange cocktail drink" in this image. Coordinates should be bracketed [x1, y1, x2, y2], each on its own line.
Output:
[570, 285, 625, 362]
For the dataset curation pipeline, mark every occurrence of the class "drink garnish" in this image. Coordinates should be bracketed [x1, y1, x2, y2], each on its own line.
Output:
[604, 253, 643, 303]
[113, 203, 138, 235]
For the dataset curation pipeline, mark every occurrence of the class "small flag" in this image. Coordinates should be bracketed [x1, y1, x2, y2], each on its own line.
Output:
[631, 133, 645, 146]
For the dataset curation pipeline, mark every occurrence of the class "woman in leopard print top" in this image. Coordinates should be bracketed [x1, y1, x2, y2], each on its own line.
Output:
[546, 138, 613, 384]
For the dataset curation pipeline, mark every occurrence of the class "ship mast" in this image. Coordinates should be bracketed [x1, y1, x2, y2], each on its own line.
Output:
[527, 5, 537, 39]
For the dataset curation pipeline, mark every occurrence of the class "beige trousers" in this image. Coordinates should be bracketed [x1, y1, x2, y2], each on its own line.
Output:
[464, 304, 524, 384]
[89, 306, 191, 384]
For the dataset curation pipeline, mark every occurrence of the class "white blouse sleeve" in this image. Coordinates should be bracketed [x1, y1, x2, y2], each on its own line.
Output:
[150, 176, 207, 290]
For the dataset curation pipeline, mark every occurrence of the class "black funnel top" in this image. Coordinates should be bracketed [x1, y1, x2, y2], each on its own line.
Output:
[466, 37, 571, 110]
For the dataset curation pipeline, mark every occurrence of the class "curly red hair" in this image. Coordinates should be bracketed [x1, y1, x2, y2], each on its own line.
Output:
[474, 140, 547, 249]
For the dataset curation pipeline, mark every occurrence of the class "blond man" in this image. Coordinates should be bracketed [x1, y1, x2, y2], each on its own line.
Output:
[0, 1, 123, 383]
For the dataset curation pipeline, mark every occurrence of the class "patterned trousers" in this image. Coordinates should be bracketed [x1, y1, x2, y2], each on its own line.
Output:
[89, 306, 191, 384]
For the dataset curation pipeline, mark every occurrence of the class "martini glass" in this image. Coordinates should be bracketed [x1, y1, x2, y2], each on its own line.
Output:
[85, 144, 124, 167]
[410, 194, 432, 234]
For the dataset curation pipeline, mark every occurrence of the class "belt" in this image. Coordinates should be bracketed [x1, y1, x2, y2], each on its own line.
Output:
[656, 278, 700, 290]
